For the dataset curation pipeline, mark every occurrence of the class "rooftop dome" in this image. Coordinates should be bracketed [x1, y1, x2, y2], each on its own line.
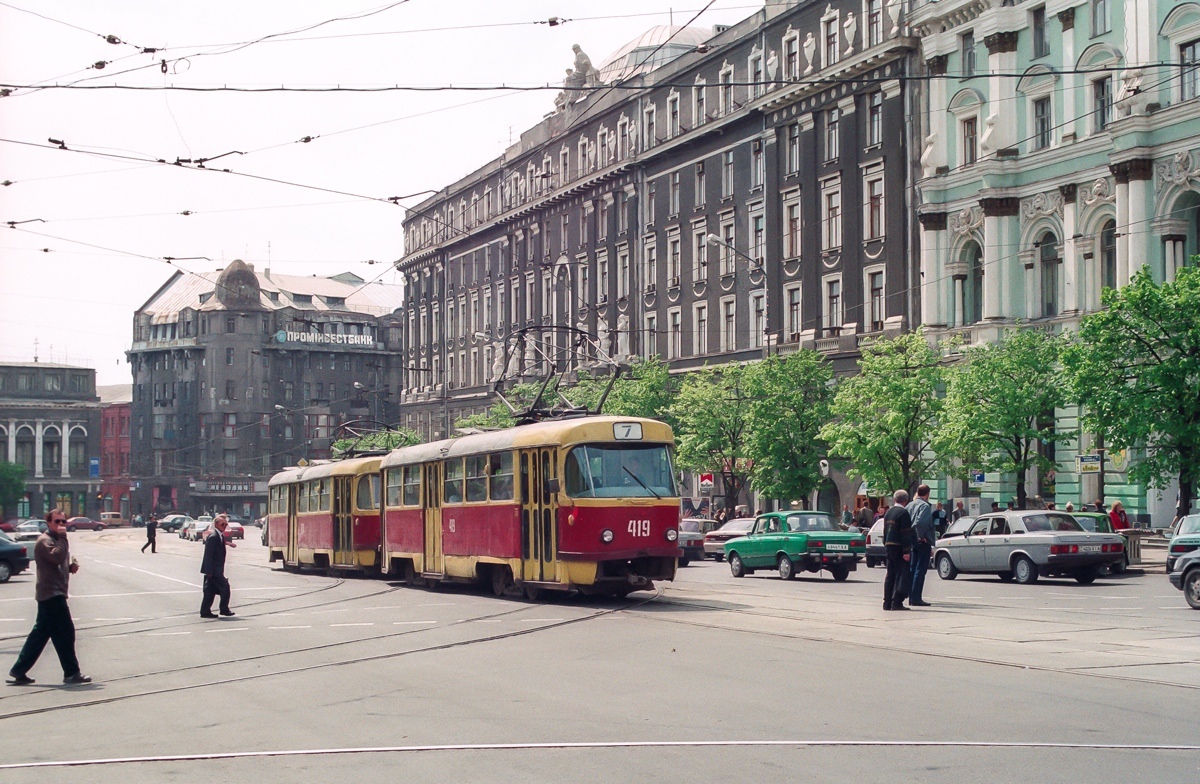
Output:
[213, 259, 264, 310]
[597, 26, 711, 83]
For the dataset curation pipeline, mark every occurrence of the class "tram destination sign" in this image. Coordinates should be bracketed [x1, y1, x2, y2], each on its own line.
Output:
[276, 330, 374, 346]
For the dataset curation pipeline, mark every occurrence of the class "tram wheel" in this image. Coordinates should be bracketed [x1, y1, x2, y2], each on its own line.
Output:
[404, 561, 421, 587]
[491, 566, 512, 597]
[523, 583, 542, 602]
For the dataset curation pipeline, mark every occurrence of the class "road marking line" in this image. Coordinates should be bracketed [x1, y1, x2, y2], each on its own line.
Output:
[269, 625, 312, 629]
[519, 618, 565, 622]
[330, 623, 374, 627]
[393, 620, 437, 625]
[418, 603, 455, 606]
[114, 565, 201, 588]
[0, 618, 26, 622]
[147, 631, 192, 636]
[472, 619, 501, 623]
[204, 627, 249, 633]
[93, 617, 138, 621]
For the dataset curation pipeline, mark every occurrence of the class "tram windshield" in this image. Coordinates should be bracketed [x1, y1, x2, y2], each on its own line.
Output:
[564, 443, 678, 499]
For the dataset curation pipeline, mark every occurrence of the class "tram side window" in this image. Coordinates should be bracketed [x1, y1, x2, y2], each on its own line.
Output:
[356, 475, 379, 511]
[385, 469, 403, 508]
[318, 479, 331, 512]
[443, 458, 464, 504]
[465, 455, 488, 502]
[298, 483, 309, 513]
[403, 465, 421, 506]
[489, 452, 514, 501]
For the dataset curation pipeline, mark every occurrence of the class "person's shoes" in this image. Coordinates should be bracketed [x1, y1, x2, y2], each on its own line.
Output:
[200, 612, 218, 619]
[219, 610, 236, 617]
[910, 600, 932, 607]
[6, 673, 34, 685]
[883, 603, 893, 611]
[63, 674, 92, 685]
[892, 604, 911, 611]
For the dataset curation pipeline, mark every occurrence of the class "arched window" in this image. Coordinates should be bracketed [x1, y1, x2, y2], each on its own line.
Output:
[1099, 220, 1117, 291]
[1039, 232, 1059, 317]
[963, 242, 984, 324]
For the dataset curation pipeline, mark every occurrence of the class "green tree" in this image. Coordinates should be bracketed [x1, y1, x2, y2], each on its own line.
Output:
[819, 330, 944, 496]
[332, 428, 423, 455]
[670, 364, 752, 514]
[0, 462, 26, 520]
[570, 358, 677, 428]
[454, 380, 554, 431]
[1063, 265, 1200, 516]
[742, 351, 833, 504]
[938, 329, 1071, 509]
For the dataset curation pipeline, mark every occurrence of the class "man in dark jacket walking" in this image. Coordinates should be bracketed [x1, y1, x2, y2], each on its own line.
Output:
[141, 514, 158, 554]
[883, 490, 914, 611]
[7, 511, 91, 685]
[200, 514, 236, 618]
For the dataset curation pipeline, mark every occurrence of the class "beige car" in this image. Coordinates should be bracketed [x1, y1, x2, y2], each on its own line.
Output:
[100, 512, 127, 528]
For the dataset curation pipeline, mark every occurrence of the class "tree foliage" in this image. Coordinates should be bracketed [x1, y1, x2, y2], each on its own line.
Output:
[332, 428, 423, 456]
[741, 351, 833, 504]
[571, 358, 677, 428]
[1063, 265, 1200, 515]
[670, 364, 752, 514]
[819, 330, 944, 496]
[938, 328, 1071, 508]
[0, 462, 26, 519]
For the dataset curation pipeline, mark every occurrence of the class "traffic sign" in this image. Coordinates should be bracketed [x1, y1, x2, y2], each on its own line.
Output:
[968, 472, 986, 489]
[1077, 454, 1101, 474]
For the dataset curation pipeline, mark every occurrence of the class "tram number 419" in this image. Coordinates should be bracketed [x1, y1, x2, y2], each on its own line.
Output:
[627, 520, 651, 537]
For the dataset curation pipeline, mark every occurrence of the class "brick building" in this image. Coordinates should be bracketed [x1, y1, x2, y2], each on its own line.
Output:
[98, 384, 132, 519]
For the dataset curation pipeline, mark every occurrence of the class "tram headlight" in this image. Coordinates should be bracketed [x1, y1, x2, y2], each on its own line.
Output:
[601, 528, 614, 544]
[665, 528, 678, 542]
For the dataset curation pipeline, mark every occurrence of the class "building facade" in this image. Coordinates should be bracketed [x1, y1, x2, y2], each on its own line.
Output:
[0, 362, 102, 520]
[98, 385, 132, 519]
[127, 261, 405, 519]
[912, 0, 1200, 522]
[397, 1, 919, 509]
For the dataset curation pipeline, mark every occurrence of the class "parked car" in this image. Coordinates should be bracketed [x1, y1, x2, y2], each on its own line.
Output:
[703, 517, 756, 560]
[0, 520, 16, 533]
[66, 516, 105, 532]
[865, 519, 885, 567]
[226, 521, 245, 540]
[15, 521, 45, 535]
[723, 511, 865, 581]
[100, 512, 127, 528]
[677, 518, 713, 566]
[180, 519, 204, 540]
[1167, 547, 1200, 610]
[939, 515, 977, 541]
[0, 531, 32, 582]
[159, 514, 191, 534]
[1073, 511, 1130, 573]
[1167, 514, 1200, 573]
[934, 510, 1125, 585]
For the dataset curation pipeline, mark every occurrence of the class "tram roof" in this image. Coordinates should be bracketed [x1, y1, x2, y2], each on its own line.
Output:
[380, 416, 673, 469]
[267, 455, 382, 486]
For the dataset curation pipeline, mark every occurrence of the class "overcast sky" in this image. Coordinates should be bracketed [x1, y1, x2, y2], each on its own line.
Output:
[0, 1, 760, 385]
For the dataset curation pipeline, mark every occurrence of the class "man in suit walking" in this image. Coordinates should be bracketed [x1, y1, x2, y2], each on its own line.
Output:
[141, 514, 158, 554]
[200, 514, 236, 618]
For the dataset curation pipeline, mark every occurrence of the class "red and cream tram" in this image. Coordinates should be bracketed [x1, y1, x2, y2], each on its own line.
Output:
[266, 455, 382, 572]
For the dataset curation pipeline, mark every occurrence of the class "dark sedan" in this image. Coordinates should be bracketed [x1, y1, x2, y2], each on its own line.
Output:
[66, 516, 106, 532]
[0, 531, 32, 583]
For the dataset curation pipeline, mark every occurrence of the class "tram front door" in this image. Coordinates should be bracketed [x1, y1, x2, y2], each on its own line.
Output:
[520, 448, 559, 583]
[286, 484, 299, 565]
[333, 476, 354, 566]
[422, 461, 443, 576]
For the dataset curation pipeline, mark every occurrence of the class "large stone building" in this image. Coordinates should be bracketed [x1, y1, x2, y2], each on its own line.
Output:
[0, 362, 102, 520]
[128, 262, 405, 519]
[397, 1, 920, 509]
[912, 0, 1200, 522]
[98, 384, 132, 519]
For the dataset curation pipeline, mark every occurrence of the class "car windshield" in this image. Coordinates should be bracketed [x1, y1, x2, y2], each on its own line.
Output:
[1023, 513, 1084, 532]
[1072, 514, 1110, 533]
[1177, 515, 1200, 536]
[785, 514, 837, 532]
[563, 443, 677, 499]
[943, 516, 975, 536]
[680, 519, 703, 533]
[716, 518, 755, 534]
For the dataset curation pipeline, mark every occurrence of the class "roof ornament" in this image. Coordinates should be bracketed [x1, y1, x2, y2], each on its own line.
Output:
[554, 44, 602, 113]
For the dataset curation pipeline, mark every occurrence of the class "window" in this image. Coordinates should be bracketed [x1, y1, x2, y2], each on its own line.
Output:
[787, 123, 801, 172]
[669, 171, 680, 214]
[962, 32, 976, 77]
[867, 0, 883, 47]
[1032, 7, 1049, 58]
[225, 347, 234, 366]
[465, 455, 488, 502]
[868, 92, 883, 146]
[1033, 97, 1052, 150]
[618, 250, 630, 299]
[225, 379, 236, 400]
[825, 277, 842, 334]
[260, 414, 270, 438]
[784, 198, 801, 258]
[784, 34, 799, 79]
[720, 220, 736, 275]
[824, 19, 839, 67]
[719, 67, 734, 115]
[721, 150, 734, 197]
[224, 413, 236, 438]
[1184, 40, 1200, 102]
[647, 181, 656, 224]
[962, 117, 979, 165]
[224, 450, 237, 471]
[751, 140, 764, 187]
[44, 374, 62, 392]
[226, 316, 236, 333]
[868, 270, 885, 331]
[1090, 0, 1109, 36]
[489, 452, 514, 500]
[750, 52, 764, 99]
[721, 298, 736, 352]
[617, 119, 630, 159]
[644, 242, 658, 289]
[751, 293, 765, 349]
[693, 228, 709, 281]
[866, 175, 885, 239]
[695, 162, 706, 206]
[443, 458, 464, 503]
[822, 184, 842, 250]
[643, 104, 657, 149]
[668, 236, 681, 281]
[668, 94, 680, 137]
[750, 212, 765, 262]
[1100, 219, 1117, 291]
[668, 308, 682, 358]
[694, 80, 707, 125]
[694, 304, 709, 354]
[560, 214, 569, 252]
[825, 108, 840, 161]
[1093, 77, 1112, 131]
[786, 285, 802, 340]
[1040, 233, 1059, 317]
[644, 314, 658, 358]
[617, 191, 628, 233]
[599, 254, 609, 300]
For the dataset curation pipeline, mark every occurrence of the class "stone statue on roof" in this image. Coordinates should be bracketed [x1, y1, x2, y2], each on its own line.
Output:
[556, 44, 601, 113]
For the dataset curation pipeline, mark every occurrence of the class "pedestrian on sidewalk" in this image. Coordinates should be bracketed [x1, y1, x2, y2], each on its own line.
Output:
[200, 513, 236, 618]
[7, 511, 92, 686]
[1109, 501, 1131, 531]
[906, 485, 935, 607]
[141, 514, 158, 554]
[883, 490, 914, 611]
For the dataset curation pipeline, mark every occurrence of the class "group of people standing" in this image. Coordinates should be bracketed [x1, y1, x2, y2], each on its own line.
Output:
[881, 484, 937, 611]
[6, 511, 238, 686]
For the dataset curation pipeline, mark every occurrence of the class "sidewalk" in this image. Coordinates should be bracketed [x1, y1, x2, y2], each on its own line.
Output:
[1130, 536, 1169, 574]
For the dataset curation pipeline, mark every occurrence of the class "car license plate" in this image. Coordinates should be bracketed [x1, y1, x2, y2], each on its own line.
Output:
[1079, 545, 1101, 552]
[826, 543, 849, 551]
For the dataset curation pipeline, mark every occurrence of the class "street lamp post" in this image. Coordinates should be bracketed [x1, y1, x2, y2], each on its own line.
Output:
[707, 233, 769, 359]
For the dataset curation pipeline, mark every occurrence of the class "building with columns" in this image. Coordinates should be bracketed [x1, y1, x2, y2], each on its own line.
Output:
[912, 0, 1200, 522]
[397, 1, 919, 512]
[0, 362, 102, 520]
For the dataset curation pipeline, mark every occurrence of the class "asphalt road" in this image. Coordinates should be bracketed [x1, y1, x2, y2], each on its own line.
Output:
[0, 530, 1196, 783]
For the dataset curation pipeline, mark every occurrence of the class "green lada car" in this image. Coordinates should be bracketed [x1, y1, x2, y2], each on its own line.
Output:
[724, 511, 865, 581]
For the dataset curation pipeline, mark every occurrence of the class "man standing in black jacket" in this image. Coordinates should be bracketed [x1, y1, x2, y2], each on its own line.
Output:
[141, 514, 158, 554]
[883, 489, 914, 611]
[200, 514, 236, 618]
